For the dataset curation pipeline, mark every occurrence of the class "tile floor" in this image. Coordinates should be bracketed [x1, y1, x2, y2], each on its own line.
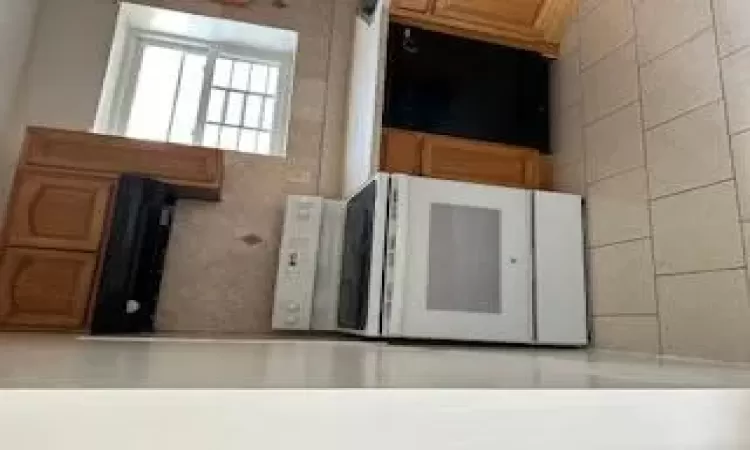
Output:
[5, 334, 750, 388]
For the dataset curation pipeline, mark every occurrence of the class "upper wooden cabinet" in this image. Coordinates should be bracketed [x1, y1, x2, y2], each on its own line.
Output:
[6, 169, 112, 252]
[390, 0, 577, 56]
[0, 248, 96, 329]
[392, 0, 431, 12]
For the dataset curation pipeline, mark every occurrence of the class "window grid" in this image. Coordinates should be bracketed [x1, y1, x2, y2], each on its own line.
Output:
[202, 57, 280, 155]
[120, 34, 289, 157]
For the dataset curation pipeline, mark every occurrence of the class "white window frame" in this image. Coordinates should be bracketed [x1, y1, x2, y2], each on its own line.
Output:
[106, 28, 294, 156]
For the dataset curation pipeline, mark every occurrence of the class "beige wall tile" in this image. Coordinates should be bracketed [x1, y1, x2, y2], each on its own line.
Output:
[714, 0, 750, 58]
[585, 102, 644, 182]
[651, 181, 744, 274]
[290, 78, 328, 124]
[646, 100, 732, 198]
[640, 30, 721, 128]
[552, 103, 584, 166]
[579, 0, 634, 68]
[587, 168, 650, 246]
[593, 316, 660, 353]
[733, 130, 750, 220]
[553, 160, 586, 196]
[634, 0, 712, 64]
[579, 0, 604, 17]
[559, 19, 580, 56]
[552, 51, 582, 112]
[721, 46, 750, 135]
[582, 42, 639, 123]
[659, 269, 750, 362]
[590, 238, 657, 316]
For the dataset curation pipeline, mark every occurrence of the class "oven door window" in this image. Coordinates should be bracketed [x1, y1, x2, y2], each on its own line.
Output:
[427, 203, 501, 314]
[338, 182, 377, 330]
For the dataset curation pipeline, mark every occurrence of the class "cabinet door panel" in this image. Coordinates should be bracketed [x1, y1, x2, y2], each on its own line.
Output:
[422, 135, 539, 188]
[381, 128, 423, 175]
[434, 0, 547, 29]
[0, 248, 95, 329]
[392, 0, 432, 12]
[7, 169, 112, 251]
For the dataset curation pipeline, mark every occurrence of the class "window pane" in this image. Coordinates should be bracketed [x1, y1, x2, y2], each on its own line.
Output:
[126, 45, 183, 141]
[225, 92, 244, 126]
[220, 126, 239, 150]
[203, 124, 219, 147]
[266, 66, 279, 95]
[244, 95, 263, 128]
[262, 98, 276, 130]
[239, 129, 257, 153]
[250, 64, 269, 93]
[213, 58, 232, 87]
[169, 53, 207, 144]
[206, 89, 226, 123]
[231, 61, 251, 91]
[257, 131, 271, 155]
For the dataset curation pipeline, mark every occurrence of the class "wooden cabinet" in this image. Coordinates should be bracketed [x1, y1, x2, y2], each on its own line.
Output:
[0, 126, 226, 332]
[6, 169, 113, 251]
[380, 128, 551, 189]
[392, 0, 431, 12]
[23, 127, 223, 200]
[0, 248, 96, 329]
[422, 134, 539, 188]
[380, 128, 422, 175]
[390, 0, 577, 57]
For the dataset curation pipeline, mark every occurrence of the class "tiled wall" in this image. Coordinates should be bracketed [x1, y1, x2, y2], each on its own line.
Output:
[552, 0, 750, 362]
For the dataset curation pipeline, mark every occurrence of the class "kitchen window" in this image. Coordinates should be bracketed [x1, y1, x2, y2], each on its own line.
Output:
[110, 32, 293, 156]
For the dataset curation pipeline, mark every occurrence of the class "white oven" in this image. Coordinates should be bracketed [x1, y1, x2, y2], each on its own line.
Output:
[336, 173, 587, 345]
[274, 173, 587, 346]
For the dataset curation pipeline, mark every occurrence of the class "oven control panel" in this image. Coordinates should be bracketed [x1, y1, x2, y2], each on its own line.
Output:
[272, 196, 323, 330]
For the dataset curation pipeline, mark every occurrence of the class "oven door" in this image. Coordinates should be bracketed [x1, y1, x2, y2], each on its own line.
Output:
[387, 175, 533, 343]
[337, 174, 389, 336]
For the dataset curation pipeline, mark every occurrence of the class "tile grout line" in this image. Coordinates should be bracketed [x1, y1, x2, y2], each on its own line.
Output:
[655, 265, 748, 278]
[719, 41, 750, 62]
[580, 36, 635, 74]
[637, 25, 714, 68]
[587, 235, 650, 251]
[629, 0, 663, 355]
[594, 313, 661, 318]
[583, 99, 640, 129]
[643, 97, 723, 133]
[588, 164, 647, 187]
[648, 177, 734, 203]
[709, 0, 750, 303]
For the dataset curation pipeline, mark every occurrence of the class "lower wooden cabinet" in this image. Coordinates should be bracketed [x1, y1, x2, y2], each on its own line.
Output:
[380, 128, 423, 175]
[380, 128, 550, 189]
[422, 134, 540, 188]
[0, 248, 96, 329]
[6, 168, 113, 251]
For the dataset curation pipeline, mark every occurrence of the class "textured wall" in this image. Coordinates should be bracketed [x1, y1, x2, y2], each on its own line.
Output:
[553, 0, 750, 362]
[0, 0, 40, 221]
[4, 0, 357, 333]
